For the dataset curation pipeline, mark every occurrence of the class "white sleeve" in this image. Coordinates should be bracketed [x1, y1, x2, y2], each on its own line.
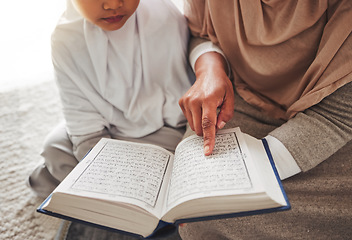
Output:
[189, 41, 231, 76]
[265, 135, 301, 180]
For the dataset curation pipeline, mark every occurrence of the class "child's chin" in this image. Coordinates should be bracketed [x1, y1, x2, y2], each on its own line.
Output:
[97, 20, 126, 31]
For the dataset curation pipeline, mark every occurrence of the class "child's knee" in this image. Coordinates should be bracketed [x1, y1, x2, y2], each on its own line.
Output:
[40, 123, 78, 181]
[41, 142, 77, 182]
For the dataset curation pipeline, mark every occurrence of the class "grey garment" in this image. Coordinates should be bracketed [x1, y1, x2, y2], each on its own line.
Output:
[56, 220, 183, 240]
[29, 123, 77, 197]
[179, 82, 352, 239]
[28, 123, 185, 198]
[270, 82, 352, 171]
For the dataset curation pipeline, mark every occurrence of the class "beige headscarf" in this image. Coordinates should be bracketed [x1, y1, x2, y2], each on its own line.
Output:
[185, 0, 352, 119]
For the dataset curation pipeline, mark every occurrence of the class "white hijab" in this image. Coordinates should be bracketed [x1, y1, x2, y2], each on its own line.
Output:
[52, 0, 193, 137]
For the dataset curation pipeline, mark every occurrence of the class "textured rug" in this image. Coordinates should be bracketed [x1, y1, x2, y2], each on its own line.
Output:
[0, 80, 183, 240]
[0, 80, 63, 240]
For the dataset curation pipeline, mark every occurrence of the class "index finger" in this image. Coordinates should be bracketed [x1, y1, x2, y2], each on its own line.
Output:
[201, 104, 218, 156]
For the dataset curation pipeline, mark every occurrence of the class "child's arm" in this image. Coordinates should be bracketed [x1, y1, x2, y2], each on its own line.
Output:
[51, 39, 110, 138]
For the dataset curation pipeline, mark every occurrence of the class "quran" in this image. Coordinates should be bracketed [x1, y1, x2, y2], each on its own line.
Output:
[37, 127, 290, 238]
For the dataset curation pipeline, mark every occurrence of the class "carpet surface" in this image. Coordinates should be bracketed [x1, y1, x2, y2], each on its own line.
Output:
[0, 80, 183, 240]
[0, 80, 64, 239]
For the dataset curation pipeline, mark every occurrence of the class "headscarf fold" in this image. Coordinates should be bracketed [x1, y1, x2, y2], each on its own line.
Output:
[185, 0, 352, 119]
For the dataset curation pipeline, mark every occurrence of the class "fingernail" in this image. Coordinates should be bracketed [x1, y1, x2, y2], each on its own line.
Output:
[218, 121, 226, 129]
[204, 145, 210, 155]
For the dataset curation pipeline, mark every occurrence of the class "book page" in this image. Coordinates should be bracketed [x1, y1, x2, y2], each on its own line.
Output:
[70, 140, 171, 208]
[167, 129, 253, 208]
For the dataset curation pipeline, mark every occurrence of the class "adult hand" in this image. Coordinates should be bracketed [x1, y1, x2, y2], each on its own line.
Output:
[179, 52, 235, 155]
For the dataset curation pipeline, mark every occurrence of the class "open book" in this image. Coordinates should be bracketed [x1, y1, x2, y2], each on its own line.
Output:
[37, 127, 290, 238]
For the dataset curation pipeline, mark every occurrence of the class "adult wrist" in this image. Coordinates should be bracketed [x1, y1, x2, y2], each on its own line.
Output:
[190, 41, 231, 77]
